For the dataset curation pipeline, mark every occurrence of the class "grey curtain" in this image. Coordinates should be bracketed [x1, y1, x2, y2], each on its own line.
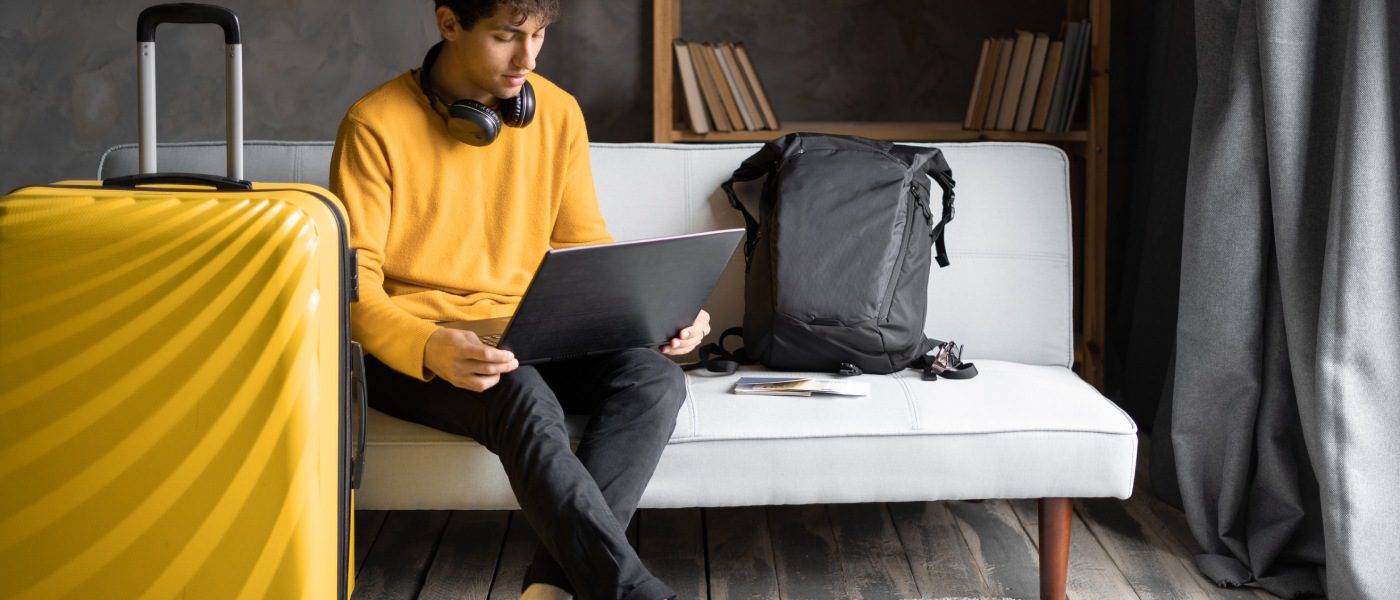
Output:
[1169, 0, 1400, 598]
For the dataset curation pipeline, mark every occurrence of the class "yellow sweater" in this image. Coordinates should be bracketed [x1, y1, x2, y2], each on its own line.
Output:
[330, 70, 613, 379]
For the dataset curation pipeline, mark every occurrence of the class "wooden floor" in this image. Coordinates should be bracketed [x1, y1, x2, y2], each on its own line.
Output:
[352, 437, 1279, 600]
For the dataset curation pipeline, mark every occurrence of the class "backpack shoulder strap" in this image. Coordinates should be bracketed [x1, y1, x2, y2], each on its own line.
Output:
[681, 327, 754, 374]
[721, 140, 786, 266]
[923, 149, 958, 268]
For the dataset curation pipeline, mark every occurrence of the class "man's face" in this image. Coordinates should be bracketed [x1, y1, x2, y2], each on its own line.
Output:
[440, 5, 547, 105]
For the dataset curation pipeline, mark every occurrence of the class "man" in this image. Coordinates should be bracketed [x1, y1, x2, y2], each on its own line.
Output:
[330, 1, 707, 598]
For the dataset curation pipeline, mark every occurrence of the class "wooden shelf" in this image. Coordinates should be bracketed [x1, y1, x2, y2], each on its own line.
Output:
[670, 121, 1089, 143]
[652, 0, 1110, 390]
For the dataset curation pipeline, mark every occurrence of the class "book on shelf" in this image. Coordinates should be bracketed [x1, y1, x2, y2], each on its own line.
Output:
[733, 42, 781, 130]
[963, 38, 993, 129]
[672, 39, 781, 134]
[961, 19, 1091, 133]
[732, 376, 870, 397]
[1014, 33, 1051, 132]
[1045, 20, 1082, 132]
[699, 42, 746, 131]
[1030, 40, 1064, 131]
[717, 42, 759, 130]
[672, 40, 710, 134]
[982, 37, 1014, 130]
[686, 40, 732, 132]
[995, 30, 1035, 131]
[1060, 18, 1092, 133]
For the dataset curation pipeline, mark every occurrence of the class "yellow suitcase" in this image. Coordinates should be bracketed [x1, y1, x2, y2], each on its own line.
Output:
[0, 5, 364, 598]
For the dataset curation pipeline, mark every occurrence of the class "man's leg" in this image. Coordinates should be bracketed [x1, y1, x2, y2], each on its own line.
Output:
[364, 355, 676, 600]
[521, 349, 688, 598]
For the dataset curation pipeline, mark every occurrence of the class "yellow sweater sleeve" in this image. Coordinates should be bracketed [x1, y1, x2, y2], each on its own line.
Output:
[330, 116, 440, 380]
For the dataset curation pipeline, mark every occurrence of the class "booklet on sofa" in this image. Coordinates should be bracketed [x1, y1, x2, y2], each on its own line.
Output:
[732, 376, 870, 397]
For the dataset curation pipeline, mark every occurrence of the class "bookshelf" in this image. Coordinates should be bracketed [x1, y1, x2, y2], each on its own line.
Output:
[651, 0, 1111, 390]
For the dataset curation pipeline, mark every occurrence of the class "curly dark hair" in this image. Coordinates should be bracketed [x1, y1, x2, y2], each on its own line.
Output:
[434, 0, 561, 30]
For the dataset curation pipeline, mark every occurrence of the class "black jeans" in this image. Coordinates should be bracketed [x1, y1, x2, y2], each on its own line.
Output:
[365, 348, 685, 600]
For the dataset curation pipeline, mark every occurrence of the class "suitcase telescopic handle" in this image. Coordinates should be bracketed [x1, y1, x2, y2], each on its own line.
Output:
[136, 3, 243, 180]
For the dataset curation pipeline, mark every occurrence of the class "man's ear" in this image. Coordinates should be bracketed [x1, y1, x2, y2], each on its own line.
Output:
[435, 5, 460, 41]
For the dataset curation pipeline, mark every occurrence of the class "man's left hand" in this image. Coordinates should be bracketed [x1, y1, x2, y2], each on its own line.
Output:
[660, 309, 711, 356]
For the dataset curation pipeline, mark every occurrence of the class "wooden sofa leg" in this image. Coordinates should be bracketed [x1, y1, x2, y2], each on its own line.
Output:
[1038, 497, 1072, 600]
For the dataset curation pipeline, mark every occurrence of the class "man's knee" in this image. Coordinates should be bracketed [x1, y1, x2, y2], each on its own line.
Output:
[614, 349, 687, 411]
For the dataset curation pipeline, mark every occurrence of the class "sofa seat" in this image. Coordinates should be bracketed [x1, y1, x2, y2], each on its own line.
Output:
[358, 360, 1136, 510]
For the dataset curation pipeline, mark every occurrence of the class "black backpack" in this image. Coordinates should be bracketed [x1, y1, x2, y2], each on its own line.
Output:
[698, 133, 976, 379]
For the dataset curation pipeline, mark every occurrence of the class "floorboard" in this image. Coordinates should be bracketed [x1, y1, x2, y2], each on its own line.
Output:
[418, 511, 510, 600]
[767, 504, 847, 600]
[704, 506, 780, 600]
[637, 508, 708, 600]
[354, 510, 451, 600]
[354, 510, 388, 577]
[888, 501, 991, 599]
[826, 503, 919, 600]
[487, 512, 540, 600]
[946, 500, 1042, 600]
[1077, 497, 1215, 600]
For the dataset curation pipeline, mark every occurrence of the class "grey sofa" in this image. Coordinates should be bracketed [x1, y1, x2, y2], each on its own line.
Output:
[100, 140, 1138, 600]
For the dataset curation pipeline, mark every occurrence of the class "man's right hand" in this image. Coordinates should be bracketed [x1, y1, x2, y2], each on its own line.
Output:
[423, 328, 520, 392]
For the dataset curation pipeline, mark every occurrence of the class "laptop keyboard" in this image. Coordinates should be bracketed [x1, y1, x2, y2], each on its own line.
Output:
[478, 333, 502, 347]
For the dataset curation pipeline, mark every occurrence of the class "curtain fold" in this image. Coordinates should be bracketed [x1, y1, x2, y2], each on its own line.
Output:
[1171, 0, 1400, 598]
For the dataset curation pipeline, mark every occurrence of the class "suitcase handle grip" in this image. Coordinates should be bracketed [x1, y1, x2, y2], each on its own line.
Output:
[349, 342, 368, 490]
[103, 172, 253, 191]
[137, 3, 241, 44]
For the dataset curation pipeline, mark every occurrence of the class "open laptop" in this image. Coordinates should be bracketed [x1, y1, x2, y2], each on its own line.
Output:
[439, 228, 743, 364]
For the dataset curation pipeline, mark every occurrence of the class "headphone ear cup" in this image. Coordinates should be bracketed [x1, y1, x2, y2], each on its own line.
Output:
[447, 100, 501, 146]
[500, 80, 535, 128]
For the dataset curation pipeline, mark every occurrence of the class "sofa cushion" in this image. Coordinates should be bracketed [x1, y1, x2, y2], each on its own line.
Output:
[357, 361, 1137, 510]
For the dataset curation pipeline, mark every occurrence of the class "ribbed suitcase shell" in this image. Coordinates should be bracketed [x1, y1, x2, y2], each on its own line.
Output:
[0, 180, 356, 599]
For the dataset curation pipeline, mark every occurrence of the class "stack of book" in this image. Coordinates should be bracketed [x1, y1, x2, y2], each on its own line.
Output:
[672, 39, 781, 135]
[963, 19, 1092, 133]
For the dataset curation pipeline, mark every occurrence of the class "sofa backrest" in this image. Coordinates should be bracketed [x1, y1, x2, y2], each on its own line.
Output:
[100, 140, 1072, 367]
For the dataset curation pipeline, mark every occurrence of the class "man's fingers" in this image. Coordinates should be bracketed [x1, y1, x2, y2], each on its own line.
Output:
[464, 358, 519, 375]
[481, 346, 515, 363]
[458, 337, 514, 363]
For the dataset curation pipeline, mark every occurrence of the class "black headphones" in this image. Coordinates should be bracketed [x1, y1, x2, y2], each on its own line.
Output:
[419, 41, 535, 146]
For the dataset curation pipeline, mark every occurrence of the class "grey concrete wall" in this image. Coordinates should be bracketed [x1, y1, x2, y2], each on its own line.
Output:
[0, 0, 1058, 192]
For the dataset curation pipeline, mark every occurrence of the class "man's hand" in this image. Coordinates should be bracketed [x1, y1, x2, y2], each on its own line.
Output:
[660, 309, 711, 356]
[424, 328, 520, 391]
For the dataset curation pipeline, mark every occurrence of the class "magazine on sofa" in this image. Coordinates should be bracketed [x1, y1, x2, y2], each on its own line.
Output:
[732, 376, 870, 397]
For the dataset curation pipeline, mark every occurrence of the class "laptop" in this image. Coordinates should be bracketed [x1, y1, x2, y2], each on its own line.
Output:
[439, 228, 743, 364]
